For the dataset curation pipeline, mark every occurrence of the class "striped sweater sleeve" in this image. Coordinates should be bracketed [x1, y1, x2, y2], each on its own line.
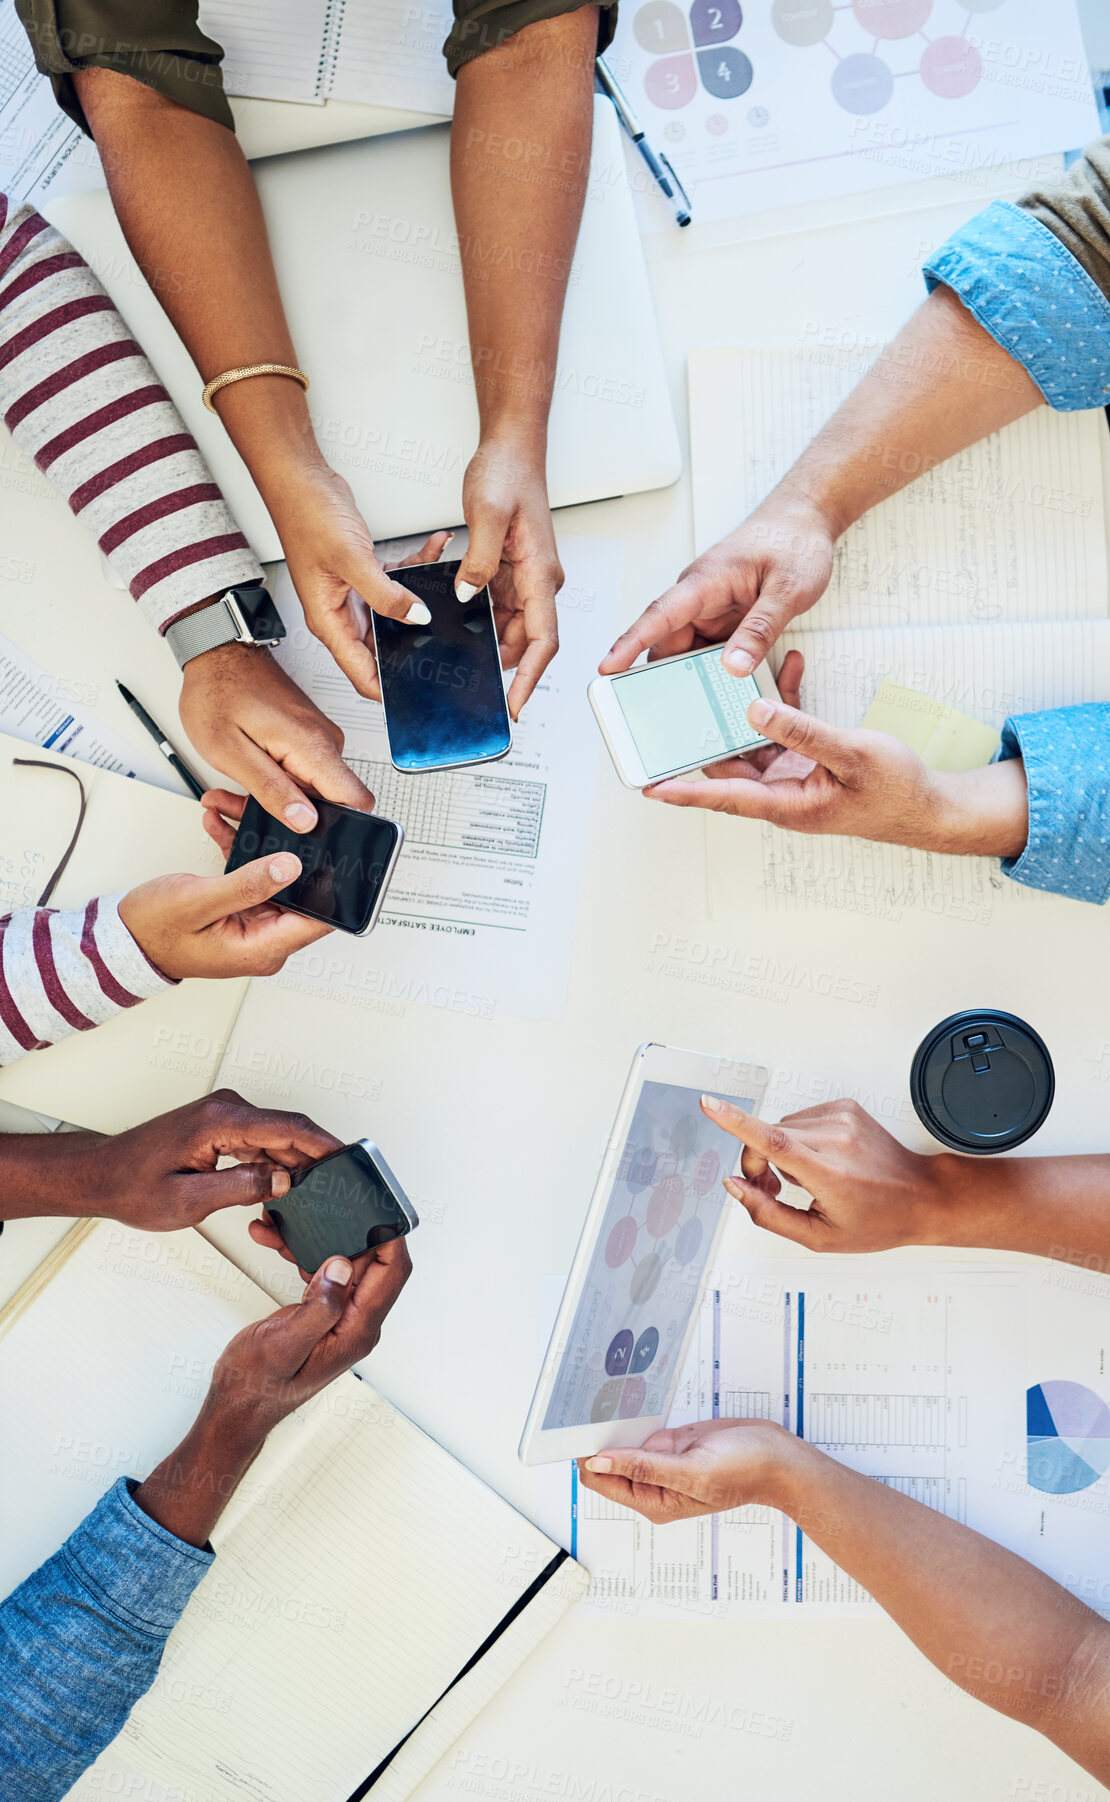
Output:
[0, 192, 263, 632]
[0, 894, 175, 1067]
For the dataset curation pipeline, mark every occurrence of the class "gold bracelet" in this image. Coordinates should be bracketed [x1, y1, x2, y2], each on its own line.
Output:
[201, 363, 310, 413]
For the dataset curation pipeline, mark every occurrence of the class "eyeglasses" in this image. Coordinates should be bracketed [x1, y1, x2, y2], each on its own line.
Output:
[13, 757, 88, 906]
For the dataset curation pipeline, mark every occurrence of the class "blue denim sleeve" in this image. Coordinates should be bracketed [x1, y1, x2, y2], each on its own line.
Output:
[996, 704, 1110, 903]
[923, 199, 1110, 411]
[0, 1477, 213, 1802]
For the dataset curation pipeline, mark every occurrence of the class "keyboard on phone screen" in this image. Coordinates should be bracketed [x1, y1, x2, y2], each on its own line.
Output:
[700, 656, 760, 747]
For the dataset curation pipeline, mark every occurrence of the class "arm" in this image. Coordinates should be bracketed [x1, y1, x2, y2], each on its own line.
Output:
[449, 7, 600, 715]
[698, 1093, 1110, 1271]
[579, 1422, 1110, 1784]
[0, 1244, 409, 1800]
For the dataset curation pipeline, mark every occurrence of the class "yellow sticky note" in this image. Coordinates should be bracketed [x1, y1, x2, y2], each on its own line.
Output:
[862, 678, 1000, 772]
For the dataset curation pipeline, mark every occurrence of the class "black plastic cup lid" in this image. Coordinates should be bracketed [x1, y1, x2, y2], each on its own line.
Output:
[909, 1010, 1055, 1154]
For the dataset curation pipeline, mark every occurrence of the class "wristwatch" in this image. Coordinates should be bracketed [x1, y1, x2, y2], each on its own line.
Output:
[165, 584, 287, 669]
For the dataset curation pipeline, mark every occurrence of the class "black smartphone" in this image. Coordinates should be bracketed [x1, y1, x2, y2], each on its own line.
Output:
[269, 1139, 419, 1274]
[225, 795, 403, 935]
[372, 558, 512, 773]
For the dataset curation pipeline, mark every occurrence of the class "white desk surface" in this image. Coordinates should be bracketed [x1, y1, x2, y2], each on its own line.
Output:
[0, 99, 1103, 1802]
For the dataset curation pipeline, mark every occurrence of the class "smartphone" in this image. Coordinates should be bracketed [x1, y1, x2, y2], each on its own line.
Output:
[588, 647, 781, 788]
[372, 558, 512, 773]
[519, 1042, 769, 1465]
[268, 1139, 419, 1274]
[225, 795, 403, 936]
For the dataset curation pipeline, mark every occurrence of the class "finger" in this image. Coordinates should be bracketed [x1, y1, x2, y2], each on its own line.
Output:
[643, 775, 790, 821]
[387, 530, 453, 570]
[282, 733, 375, 814]
[196, 1093, 343, 1166]
[699, 1096, 823, 1188]
[202, 788, 246, 821]
[177, 854, 304, 929]
[598, 574, 717, 674]
[723, 1176, 825, 1250]
[203, 807, 237, 857]
[248, 1215, 298, 1264]
[265, 1256, 354, 1373]
[311, 609, 383, 701]
[174, 1159, 293, 1222]
[745, 699, 860, 779]
[721, 576, 815, 678]
[581, 1444, 704, 1499]
[234, 912, 334, 970]
[225, 735, 320, 834]
[455, 503, 509, 601]
[774, 648, 805, 712]
[505, 625, 559, 719]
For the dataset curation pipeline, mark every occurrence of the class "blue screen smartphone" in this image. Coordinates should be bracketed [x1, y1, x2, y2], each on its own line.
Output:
[372, 559, 512, 773]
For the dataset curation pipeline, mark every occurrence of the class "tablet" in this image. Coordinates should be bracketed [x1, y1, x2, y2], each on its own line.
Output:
[519, 1042, 768, 1466]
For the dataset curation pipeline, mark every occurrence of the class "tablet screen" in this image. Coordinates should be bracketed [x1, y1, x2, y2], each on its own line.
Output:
[542, 1080, 751, 1432]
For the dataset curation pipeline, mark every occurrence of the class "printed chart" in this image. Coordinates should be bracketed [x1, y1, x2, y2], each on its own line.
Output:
[1027, 1380, 1110, 1495]
[607, 0, 1099, 227]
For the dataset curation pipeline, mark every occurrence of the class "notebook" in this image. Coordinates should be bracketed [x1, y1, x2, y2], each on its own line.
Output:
[0, 730, 247, 1132]
[42, 97, 681, 551]
[0, 1220, 586, 1802]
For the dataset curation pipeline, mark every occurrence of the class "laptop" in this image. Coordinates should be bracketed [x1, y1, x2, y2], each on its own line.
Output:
[43, 97, 680, 554]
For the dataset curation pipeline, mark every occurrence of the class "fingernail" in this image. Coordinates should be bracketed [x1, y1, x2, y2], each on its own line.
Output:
[324, 1256, 353, 1285]
[268, 854, 300, 884]
[456, 580, 479, 604]
[585, 1456, 612, 1473]
[443, 531, 455, 542]
[727, 649, 754, 675]
[270, 1169, 290, 1198]
[283, 801, 316, 831]
[404, 600, 431, 625]
[701, 1093, 722, 1112]
[748, 698, 774, 726]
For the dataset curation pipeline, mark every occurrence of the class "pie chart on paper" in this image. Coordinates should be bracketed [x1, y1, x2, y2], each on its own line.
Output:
[1026, 1381, 1110, 1495]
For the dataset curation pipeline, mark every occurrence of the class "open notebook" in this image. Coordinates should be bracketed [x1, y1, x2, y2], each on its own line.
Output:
[0, 1220, 585, 1802]
[0, 730, 247, 1132]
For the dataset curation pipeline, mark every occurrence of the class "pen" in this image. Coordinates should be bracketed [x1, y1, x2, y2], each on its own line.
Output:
[115, 681, 205, 800]
[596, 55, 692, 228]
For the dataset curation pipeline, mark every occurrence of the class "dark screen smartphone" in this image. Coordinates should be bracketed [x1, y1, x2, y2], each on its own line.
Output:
[225, 795, 403, 935]
[269, 1139, 418, 1274]
[372, 558, 512, 773]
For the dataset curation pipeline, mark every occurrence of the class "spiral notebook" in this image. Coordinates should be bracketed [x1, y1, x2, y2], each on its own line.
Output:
[0, 1220, 585, 1802]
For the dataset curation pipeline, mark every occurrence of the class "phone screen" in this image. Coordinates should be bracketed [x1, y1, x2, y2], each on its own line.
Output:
[270, 1143, 415, 1274]
[611, 649, 763, 779]
[373, 560, 511, 772]
[226, 796, 400, 934]
[541, 1080, 752, 1432]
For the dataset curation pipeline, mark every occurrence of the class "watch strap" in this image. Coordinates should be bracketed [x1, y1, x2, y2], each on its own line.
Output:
[165, 597, 243, 668]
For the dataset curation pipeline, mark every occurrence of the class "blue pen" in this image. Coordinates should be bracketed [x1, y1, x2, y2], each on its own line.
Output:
[596, 56, 692, 228]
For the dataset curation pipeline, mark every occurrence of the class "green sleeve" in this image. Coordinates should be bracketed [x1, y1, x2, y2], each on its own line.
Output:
[444, 0, 616, 77]
[15, 0, 234, 135]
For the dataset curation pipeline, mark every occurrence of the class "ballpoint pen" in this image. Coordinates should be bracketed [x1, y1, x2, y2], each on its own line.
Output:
[115, 681, 205, 800]
[596, 55, 692, 228]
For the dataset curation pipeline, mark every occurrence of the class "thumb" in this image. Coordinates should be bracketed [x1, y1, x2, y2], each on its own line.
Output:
[174, 1158, 296, 1222]
[267, 1256, 353, 1369]
[183, 853, 304, 928]
[746, 698, 860, 777]
[582, 1445, 703, 1497]
[722, 570, 820, 677]
[723, 1175, 824, 1249]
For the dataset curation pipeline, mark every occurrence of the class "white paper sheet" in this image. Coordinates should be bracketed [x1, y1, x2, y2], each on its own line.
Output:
[689, 346, 1110, 631]
[607, 0, 1099, 231]
[268, 535, 619, 1021]
[329, 0, 455, 116]
[0, 629, 170, 786]
[539, 1254, 1110, 1619]
[197, 0, 333, 103]
[0, 0, 104, 208]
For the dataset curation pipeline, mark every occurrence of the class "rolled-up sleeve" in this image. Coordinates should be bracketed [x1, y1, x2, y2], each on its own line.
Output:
[15, 0, 233, 134]
[996, 704, 1110, 904]
[0, 1477, 213, 1802]
[445, 0, 615, 77]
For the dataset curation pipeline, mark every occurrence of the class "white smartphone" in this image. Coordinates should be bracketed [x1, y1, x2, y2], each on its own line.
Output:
[588, 646, 781, 788]
[519, 1042, 769, 1467]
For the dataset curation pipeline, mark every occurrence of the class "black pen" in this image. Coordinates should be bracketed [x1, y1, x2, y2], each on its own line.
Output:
[115, 681, 205, 800]
[596, 56, 692, 228]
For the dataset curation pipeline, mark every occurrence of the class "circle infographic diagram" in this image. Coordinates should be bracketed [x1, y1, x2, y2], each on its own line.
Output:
[633, 0, 1003, 124]
[1026, 1381, 1110, 1495]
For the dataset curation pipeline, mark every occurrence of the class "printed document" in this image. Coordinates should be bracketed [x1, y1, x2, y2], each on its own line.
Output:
[270, 536, 619, 1021]
[0, 630, 168, 786]
[0, 0, 103, 206]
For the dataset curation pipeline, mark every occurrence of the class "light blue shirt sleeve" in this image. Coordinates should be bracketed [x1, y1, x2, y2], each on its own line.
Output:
[996, 703, 1110, 903]
[923, 199, 1110, 411]
[0, 1477, 213, 1801]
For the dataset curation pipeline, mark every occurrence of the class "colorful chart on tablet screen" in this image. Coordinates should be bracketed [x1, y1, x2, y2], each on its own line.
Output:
[607, 0, 1099, 229]
[1026, 1380, 1110, 1496]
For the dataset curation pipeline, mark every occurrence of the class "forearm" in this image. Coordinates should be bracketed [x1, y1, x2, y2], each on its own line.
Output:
[776, 285, 1044, 538]
[450, 10, 598, 456]
[135, 1398, 265, 1548]
[923, 756, 1029, 859]
[775, 1437, 1110, 1778]
[74, 71, 325, 519]
[0, 1132, 106, 1220]
[923, 1152, 1110, 1269]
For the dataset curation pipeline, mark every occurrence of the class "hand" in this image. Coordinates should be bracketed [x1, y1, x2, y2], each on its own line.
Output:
[699, 1093, 945, 1253]
[276, 462, 451, 699]
[204, 1233, 411, 1440]
[578, 1419, 798, 1524]
[179, 642, 374, 832]
[246, 1205, 392, 1291]
[119, 852, 332, 980]
[455, 435, 561, 719]
[599, 491, 835, 680]
[81, 1091, 342, 1232]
